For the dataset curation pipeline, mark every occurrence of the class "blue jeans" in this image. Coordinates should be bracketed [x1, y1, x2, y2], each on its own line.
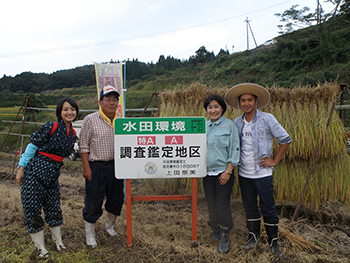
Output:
[239, 175, 278, 222]
[203, 172, 235, 230]
[83, 161, 124, 223]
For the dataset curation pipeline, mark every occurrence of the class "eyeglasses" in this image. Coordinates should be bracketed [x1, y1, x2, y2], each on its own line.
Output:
[103, 98, 119, 103]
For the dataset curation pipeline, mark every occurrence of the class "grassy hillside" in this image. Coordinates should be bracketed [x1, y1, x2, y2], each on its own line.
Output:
[1, 13, 350, 153]
[129, 19, 350, 92]
[1, 13, 349, 104]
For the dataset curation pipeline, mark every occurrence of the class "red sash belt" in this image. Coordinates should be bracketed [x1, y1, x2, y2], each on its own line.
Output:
[38, 151, 64, 162]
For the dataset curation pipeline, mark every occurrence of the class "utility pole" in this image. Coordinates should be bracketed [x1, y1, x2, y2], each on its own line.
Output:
[245, 17, 249, 50]
[244, 17, 258, 51]
[316, 0, 321, 25]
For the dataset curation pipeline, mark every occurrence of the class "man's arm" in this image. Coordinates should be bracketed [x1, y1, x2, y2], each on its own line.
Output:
[80, 152, 92, 182]
[258, 143, 290, 168]
[79, 116, 93, 182]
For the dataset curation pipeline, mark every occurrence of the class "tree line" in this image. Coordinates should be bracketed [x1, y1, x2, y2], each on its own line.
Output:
[0, 47, 230, 95]
[0, 1, 349, 102]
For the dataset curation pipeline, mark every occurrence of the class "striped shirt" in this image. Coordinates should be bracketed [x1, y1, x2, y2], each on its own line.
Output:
[79, 111, 115, 162]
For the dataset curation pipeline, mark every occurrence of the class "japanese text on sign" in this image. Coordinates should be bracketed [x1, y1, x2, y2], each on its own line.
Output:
[114, 117, 206, 179]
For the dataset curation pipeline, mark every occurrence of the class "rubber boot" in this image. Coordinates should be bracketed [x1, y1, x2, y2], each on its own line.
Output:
[240, 218, 261, 250]
[264, 220, 287, 259]
[30, 230, 50, 259]
[218, 227, 230, 253]
[51, 226, 67, 252]
[85, 221, 98, 248]
[211, 225, 220, 241]
[106, 212, 119, 237]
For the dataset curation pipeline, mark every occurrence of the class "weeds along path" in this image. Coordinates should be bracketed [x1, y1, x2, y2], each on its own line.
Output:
[0, 152, 350, 262]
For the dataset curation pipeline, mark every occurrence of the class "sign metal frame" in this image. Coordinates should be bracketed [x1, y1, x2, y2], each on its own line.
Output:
[115, 117, 206, 247]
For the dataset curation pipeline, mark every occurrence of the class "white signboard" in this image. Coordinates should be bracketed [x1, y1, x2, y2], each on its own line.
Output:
[114, 117, 207, 179]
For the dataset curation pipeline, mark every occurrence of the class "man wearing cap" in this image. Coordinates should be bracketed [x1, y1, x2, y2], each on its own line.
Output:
[79, 85, 124, 248]
[225, 83, 292, 258]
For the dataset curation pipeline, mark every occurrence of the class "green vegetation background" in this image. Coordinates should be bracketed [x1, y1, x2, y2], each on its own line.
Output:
[0, 12, 350, 153]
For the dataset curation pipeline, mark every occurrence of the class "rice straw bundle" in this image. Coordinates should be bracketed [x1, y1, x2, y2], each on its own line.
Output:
[278, 218, 324, 252]
[157, 82, 350, 208]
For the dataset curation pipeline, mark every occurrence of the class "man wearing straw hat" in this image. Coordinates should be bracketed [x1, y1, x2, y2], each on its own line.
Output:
[225, 83, 292, 258]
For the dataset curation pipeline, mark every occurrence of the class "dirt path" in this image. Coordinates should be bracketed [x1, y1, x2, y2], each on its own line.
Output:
[1, 152, 350, 262]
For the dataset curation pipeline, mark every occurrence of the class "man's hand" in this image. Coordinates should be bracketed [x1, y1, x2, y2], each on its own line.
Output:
[258, 157, 277, 167]
[83, 166, 93, 182]
[80, 152, 92, 182]
[259, 143, 290, 168]
[16, 166, 24, 185]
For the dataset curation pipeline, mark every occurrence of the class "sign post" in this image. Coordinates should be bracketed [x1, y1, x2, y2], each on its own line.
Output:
[114, 117, 206, 247]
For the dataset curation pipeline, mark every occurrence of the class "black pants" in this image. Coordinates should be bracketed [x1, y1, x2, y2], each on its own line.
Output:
[203, 172, 235, 230]
[239, 175, 278, 222]
[83, 161, 124, 223]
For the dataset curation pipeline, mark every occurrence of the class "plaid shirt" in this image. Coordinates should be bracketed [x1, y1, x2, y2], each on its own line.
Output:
[79, 111, 115, 162]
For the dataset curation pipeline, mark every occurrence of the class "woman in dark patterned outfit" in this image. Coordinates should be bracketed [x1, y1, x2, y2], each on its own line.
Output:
[16, 98, 79, 259]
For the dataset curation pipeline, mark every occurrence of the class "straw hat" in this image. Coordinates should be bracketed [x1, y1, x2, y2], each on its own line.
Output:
[225, 83, 270, 109]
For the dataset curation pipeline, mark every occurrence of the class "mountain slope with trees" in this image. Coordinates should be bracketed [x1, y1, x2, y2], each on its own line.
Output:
[0, 9, 349, 108]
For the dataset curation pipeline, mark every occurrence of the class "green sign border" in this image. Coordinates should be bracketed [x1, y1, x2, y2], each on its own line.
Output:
[115, 117, 206, 135]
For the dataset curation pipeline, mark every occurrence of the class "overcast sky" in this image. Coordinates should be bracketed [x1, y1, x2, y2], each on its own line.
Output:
[0, 0, 334, 77]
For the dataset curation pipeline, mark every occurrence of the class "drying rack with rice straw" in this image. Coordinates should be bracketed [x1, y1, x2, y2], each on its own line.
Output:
[0, 96, 39, 179]
[160, 82, 350, 253]
[280, 83, 349, 252]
